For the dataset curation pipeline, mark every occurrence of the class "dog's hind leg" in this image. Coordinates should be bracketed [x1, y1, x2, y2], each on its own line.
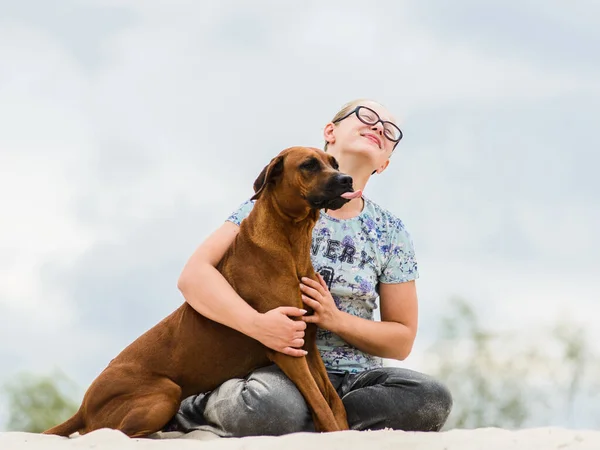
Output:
[85, 377, 182, 438]
[118, 379, 182, 438]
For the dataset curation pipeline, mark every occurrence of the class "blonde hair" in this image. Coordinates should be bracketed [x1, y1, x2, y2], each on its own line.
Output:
[324, 98, 383, 150]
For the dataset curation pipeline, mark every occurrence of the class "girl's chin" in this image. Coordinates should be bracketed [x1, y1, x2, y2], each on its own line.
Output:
[341, 145, 380, 162]
[343, 143, 378, 154]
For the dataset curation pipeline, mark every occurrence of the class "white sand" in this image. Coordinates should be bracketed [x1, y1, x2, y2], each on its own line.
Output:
[1, 428, 599, 450]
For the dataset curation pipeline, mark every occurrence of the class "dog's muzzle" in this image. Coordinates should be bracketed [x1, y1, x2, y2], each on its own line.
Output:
[307, 174, 362, 210]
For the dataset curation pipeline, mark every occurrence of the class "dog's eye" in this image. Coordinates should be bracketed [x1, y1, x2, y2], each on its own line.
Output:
[330, 159, 339, 170]
[300, 158, 320, 171]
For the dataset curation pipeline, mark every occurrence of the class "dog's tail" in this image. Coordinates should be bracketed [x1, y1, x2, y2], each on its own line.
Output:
[43, 409, 85, 437]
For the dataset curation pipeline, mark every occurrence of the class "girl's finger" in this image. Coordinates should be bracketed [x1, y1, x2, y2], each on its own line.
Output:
[316, 273, 328, 289]
[282, 347, 308, 357]
[301, 277, 322, 290]
[301, 295, 322, 310]
[301, 315, 318, 323]
[300, 283, 321, 299]
[291, 338, 305, 347]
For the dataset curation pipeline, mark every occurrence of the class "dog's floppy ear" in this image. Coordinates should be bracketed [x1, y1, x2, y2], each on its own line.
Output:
[251, 155, 284, 200]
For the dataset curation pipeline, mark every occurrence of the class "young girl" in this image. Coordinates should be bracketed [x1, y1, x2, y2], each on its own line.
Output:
[170, 99, 452, 436]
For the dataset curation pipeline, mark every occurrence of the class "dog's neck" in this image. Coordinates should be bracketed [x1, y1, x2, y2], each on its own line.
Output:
[257, 190, 318, 225]
[241, 193, 319, 279]
[250, 193, 318, 244]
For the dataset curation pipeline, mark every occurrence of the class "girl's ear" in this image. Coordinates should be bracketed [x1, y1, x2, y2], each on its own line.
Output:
[323, 122, 336, 146]
[375, 159, 390, 175]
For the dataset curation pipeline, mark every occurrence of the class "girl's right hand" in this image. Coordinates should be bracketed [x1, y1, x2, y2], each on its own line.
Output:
[250, 307, 308, 357]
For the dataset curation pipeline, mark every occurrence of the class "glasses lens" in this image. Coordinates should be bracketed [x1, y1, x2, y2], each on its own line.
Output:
[357, 107, 379, 125]
[383, 124, 402, 141]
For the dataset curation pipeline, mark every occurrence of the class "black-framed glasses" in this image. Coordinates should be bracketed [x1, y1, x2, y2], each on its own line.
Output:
[333, 106, 403, 148]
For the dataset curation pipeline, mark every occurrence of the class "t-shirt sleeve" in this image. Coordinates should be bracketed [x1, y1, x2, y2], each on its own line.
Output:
[379, 223, 419, 284]
[226, 199, 255, 226]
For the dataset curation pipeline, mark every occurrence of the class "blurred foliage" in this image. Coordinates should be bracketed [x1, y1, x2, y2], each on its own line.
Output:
[2, 370, 79, 433]
[428, 297, 599, 429]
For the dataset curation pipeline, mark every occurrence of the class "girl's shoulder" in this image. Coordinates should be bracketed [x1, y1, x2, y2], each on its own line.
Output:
[226, 199, 255, 226]
[361, 197, 410, 235]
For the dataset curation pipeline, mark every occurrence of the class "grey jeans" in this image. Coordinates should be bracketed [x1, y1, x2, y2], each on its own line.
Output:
[166, 364, 452, 437]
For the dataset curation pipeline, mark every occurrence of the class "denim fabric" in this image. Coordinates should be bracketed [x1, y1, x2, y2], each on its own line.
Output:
[167, 364, 452, 437]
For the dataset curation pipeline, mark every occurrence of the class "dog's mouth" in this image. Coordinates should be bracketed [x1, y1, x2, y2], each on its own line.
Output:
[307, 188, 363, 211]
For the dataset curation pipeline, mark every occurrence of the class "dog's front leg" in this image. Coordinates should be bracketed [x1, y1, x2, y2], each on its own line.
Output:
[303, 324, 349, 430]
[267, 350, 341, 432]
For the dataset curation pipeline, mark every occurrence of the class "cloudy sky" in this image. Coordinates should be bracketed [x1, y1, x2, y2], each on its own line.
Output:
[1, 0, 598, 429]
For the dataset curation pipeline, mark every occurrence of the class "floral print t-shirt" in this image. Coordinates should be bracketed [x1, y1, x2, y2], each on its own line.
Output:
[226, 196, 419, 374]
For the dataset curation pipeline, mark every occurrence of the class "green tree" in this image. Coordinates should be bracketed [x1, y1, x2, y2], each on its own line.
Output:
[2, 370, 79, 433]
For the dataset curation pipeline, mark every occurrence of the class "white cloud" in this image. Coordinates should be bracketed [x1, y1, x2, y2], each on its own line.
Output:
[0, 24, 94, 324]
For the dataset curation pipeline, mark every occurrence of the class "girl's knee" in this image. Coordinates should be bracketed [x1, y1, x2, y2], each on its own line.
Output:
[224, 369, 313, 436]
[418, 378, 453, 431]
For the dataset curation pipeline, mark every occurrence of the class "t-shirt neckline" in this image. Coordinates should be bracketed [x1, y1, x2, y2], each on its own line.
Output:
[319, 196, 368, 223]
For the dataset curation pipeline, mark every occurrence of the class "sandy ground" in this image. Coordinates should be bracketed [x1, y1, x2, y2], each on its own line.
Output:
[1, 427, 599, 450]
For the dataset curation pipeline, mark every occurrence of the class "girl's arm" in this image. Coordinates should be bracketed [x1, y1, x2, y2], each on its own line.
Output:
[178, 221, 309, 357]
[301, 276, 418, 360]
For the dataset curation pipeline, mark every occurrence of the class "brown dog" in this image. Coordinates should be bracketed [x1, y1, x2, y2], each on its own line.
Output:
[44, 146, 361, 438]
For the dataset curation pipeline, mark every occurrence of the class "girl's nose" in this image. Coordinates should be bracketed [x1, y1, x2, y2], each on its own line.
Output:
[371, 122, 384, 134]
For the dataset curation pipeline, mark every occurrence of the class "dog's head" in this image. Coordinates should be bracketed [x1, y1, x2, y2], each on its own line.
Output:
[251, 146, 361, 216]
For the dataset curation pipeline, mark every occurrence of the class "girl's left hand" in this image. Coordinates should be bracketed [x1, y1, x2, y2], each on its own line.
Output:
[299, 273, 341, 331]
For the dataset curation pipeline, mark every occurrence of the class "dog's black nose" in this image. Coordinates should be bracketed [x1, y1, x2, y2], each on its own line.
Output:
[337, 174, 353, 187]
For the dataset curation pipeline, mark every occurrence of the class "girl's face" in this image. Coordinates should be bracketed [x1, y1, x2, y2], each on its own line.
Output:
[324, 100, 400, 175]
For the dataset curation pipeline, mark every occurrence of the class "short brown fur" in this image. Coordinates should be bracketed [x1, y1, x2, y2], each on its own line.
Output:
[43, 146, 349, 438]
